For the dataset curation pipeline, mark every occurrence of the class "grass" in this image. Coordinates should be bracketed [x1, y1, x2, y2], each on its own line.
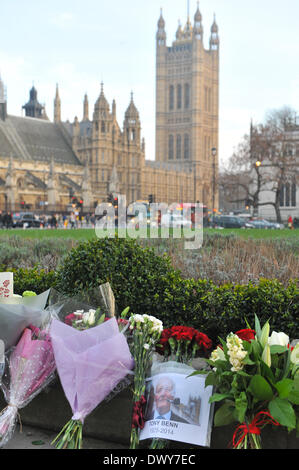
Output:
[0, 228, 298, 287]
[0, 227, 298, 240]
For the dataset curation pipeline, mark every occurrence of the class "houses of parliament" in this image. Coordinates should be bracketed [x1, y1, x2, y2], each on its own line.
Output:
[0, 4, 219, 212]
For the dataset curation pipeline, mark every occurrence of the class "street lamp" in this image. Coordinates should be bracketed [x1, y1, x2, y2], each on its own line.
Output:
[253, 160, 262, 216]
[211, 147, 217, 212]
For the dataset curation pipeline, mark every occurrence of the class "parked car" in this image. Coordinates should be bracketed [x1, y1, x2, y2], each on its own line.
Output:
[211, 215, 246, 229]
[13, 212, 41, 228]
[245, 219, 284, 229]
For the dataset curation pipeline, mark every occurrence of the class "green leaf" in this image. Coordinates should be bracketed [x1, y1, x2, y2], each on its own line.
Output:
[97, 313, 106, 325]
[242, 355, 256, 366]
[205, 372, 217, 387]
[293, 375, 299, 391]
[209, 393, 233, 403]
[249, 374, 274, 401]
[275, 379, 294, 399]
[288, 390, 299, 405]
[254, 314, 262, 341]
[260, 361, 276, 384]
[270, 345, 287, 355]
[214, 402, 236, 427]
[251, 339, 263, 360]
[269, 398, 296, 429]
[31, 440, 45, 446]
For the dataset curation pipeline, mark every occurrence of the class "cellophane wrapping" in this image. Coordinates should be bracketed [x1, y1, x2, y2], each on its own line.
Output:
[0, 316, 56, 448]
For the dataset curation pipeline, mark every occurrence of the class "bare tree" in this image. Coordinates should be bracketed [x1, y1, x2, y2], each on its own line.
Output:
[251, 108, 299, 222]
[220, 107, 299, 221]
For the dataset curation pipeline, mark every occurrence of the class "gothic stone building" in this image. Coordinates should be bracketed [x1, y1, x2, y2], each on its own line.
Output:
[0, 5, 219, 213]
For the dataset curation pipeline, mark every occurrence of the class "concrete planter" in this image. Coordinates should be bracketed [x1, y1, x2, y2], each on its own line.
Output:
[0, 376, 298, 449]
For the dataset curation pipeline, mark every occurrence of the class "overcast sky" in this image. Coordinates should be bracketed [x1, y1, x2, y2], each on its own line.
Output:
[1, 0, 299, 167]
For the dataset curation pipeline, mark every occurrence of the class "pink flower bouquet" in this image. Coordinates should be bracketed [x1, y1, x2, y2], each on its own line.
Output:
[0, 324, 56, 448]
[50, 316, 134, 449]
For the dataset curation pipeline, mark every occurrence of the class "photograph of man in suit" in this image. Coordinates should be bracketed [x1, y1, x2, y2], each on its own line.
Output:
[147, 375, 189, 424]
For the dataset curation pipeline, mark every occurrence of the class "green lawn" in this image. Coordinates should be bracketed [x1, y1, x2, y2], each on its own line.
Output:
[0, 227, 298, 240]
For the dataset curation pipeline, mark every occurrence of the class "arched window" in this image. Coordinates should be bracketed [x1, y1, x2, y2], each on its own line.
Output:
[285, 182, 290, 207]
[291, 181, 296, 207]
[169, 85, 174, 110]
[176, 134, 181, 159]
[184, 134, 190, 159]
[101, 121, 105, 133]
[184, 83, 190, 109]
[168, 135, 174, 160]
[279, 184, 285, 207]
[177, 84, 182, 109]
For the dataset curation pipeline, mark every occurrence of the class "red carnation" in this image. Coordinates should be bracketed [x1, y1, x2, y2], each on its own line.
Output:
[235, 329, 256, 342]
[195, 331, 213, 351]
[64, 313, 79, 326]
[171, 326, 194, 342]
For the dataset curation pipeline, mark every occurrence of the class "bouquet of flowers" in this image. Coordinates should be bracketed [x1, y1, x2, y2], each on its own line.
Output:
[49, 283, 133, 450]
[158, 325, 212, 364]
[128, 314, 163, 449]
[0, 322, 56, 448]
[200, 315, 299, 449]
[50, 316, 134, 449]
[0, 272, 50, 351]
[64, 307, 106, 330]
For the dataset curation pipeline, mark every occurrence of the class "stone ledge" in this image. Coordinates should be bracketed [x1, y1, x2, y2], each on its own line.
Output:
[0, 377, 298, 449]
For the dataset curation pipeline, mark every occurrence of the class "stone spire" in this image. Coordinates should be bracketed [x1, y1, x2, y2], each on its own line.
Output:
[83, 93, 89, 121]
[0, 74, 7, 121]
[156, 9, 166, 46]
[54, 83, 61, 123]
[210, 14, 219, 50]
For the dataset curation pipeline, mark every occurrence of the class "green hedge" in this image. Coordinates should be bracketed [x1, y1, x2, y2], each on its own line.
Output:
[9, 267, 57, 295]
[3, 237, 298, 344]
[54, 238, 299, 342]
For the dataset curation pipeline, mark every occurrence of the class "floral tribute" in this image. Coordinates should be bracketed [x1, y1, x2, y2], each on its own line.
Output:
[128, 314, 163, 449]
[50, 313, 133, 449]
[158, 325, 212, 364]
[0, 323, 56, 448]
[201, 315, 299, 449]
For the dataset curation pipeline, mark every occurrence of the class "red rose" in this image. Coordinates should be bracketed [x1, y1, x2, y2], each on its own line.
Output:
[235, 329, 256, 342]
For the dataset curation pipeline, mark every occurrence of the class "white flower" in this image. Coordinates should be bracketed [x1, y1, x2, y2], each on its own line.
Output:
[87, 309, 96, 326]
[268, 331, 290, 347]
[290, 343, 299, 365]
[226, 333, 247, 372]
[210, 346, 225, 363]
[74, 310, 84, 316]
[143, 343, 150, 350]
[130, 314, 144, 324]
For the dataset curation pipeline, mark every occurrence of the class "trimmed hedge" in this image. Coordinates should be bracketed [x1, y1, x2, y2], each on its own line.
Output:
[10, 267, 57, 295]
[54, 238, 299, 343]
[3, 238, 298, 344]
